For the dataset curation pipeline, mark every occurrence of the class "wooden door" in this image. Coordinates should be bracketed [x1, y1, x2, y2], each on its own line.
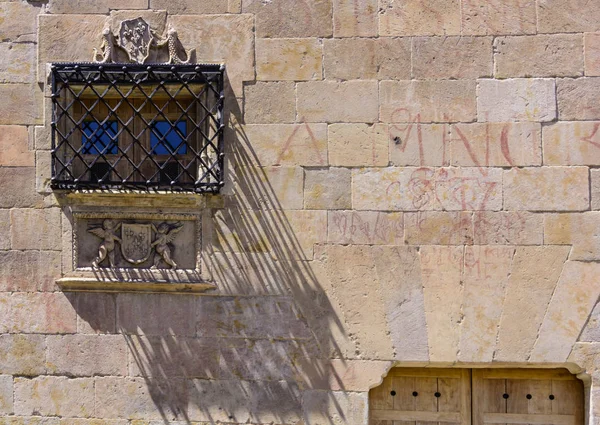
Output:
[472, 369, 584, 425]
[370, 368, 472, 425]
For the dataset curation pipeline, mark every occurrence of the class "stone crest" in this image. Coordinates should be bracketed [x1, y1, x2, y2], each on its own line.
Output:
[119, 18, 152, 64]
[121, 223, 152, 264]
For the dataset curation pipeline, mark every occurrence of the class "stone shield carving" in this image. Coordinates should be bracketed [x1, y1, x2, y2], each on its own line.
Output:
[119, 18, 152, 64]
[121, 223, 152, 264]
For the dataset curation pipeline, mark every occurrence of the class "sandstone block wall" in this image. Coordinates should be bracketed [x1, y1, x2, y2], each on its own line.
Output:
[1, 0, 600, 423]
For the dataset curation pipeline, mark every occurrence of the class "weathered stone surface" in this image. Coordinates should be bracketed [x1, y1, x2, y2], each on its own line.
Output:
[35, 151, 51, 193]
[297, 81, 378, 123]
[531, 261, 600, 362]
[461, 0, 537, 35]
[0, 211, 8, 250]
[244, 82, 296, 124]
[242, 0, 332, 38]
[333, 0, 377, 37]
[0, 251, 60, 292]
[585, 33, 600, 76]
[72, 293, 116, 334]
[543, 121, 600, 165]
[389, 123, 449, 166]
[459, 246, 514, 362]
[495, 35, 583, 78]
[34, 125, 51, 151]
[233, 166, 304, 210]
[413, 36, 493, 79]
[477, 78, 557, 122]
[60, 420, 127, 425]
[0, 44, 34, 84]
[0, 335, 45, 376]
[450, 122, 541, 166]
[0, 2, 39, 42]
[9, 293, 76, 334]
[38, 15, 106, 82]
[240, 123, 327, 166]
[557, 78, 600, 120]
[353, 167, 502, 211]
[168, 14, 254, 95]
[278, 210, 328, 259]
[0, 418, 58, 425]
[379, 0, 461, 36]
[0, 84, 43, 125]
[545, 213, 600, 261]
[329, 123, 389, 167]
[580, 302, 600, 341]
[46, 335, 127, 376]
[211, 209, 271, 254]
[304, 168, 352, 210]
[504, 167, 589, 211]
[0, 375, 12, 414]
[14, 377, 95, 418]
[302, 390, 368, 425]
[537, 0, 600, 33]
[473, 211, 543, 245]
[0, 168, 46, 208]
[328, 211, 404, 245]
[420, 246, 464, 362]
[317, 360, 392, 391]
[380, 80, 477, 123]
[494, 246, 570, 361]
[0, 126, 33, 167]
[48, 0, 147, 13]
[10, 208, 61, 250]
[405, 212, 473, 245]
[150, 0, 228, 14]
[256, 38, 322, 81]
[324, 38, 411, 80]
[593, 169, 600, 210]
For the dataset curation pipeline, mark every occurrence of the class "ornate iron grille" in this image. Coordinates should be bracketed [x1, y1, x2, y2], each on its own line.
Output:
[51, 63, 224, 193]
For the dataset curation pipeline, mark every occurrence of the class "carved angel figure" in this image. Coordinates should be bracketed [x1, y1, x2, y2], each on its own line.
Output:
[88, 219, 122, 268]
[150, 222, 183, 269]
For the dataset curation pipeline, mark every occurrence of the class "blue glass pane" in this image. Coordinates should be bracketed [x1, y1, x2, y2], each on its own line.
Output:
[81, 121, 118, 155]
[151, 121, 187, 155]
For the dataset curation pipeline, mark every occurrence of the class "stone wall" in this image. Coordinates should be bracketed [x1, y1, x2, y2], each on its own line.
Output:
[1, 0, 600, 423]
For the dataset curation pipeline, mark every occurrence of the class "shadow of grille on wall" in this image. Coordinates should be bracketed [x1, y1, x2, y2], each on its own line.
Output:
[50, 63, 225, 193]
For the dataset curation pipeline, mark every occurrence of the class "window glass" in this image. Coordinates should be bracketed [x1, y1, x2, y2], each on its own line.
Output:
[151, 121, 187, 155]
[82, 121, 118, 155]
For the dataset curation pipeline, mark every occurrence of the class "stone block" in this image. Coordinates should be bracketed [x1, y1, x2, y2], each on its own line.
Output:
[495, 35, 583, 78]
[167, 14, 254, 96]
[244, 81, 296, 124]
[256, 38, 322, 81]
[277, 210, 328, 259]
[333, 0, 377, 37]
[14, 377, 95, 418]
[0, 84, 43, 125]
[10, 208, 61, 250]
[494, 246, 570, 362]
[380, 80, 477, 123]
[0, 375, 12, 414]
[593, 169, 600, 210]
[0, 335, 45, 376]
[328, 211, 404, 245]
[413, 36, 493, 79]
[0, 251, 60, 292]
[477, 78, 556, 122]
[233, 166, 304, 210]
[48, 0, 148, 13]
[304, 168, 352, 210]
[461, 0, 536, 35]
[543, 121, 600, 165]
[0, 2, 39, 43]
[35, 125, 51, 151]
[117, 293, 196, 336]
[242, 0, 332, 38]
[46, 335, 127, 376]
[473, 211, 543, 245]
[405, 211, 473, 245]
[353, 167, 502, 211]
[150, 0, 228, 13]
[557, 78, 600, 120]
[0, 211, 8, 250]
[389, 123, 449, 166]
[60, 420, 127, 425]
[537, 0, 600, 33]
[0, 168, 46, 208]
[10, 293, 76, 334]
[302, 390, 368, 425]
[0, 126, 33, 167]
[420, 246, 463, 362]
[211, 208, 272, 254]
[450, 122, 541, 166]
[530, 261, 600, 362]
[38, 15, 107, 82]
[545, 213, 600, 261]
[580, 302, 600, 341]
[379, 0, 461, 36]
[297, 80, 378, 123]
[0, 418, 59, 425]
[72, 293, 116, 334]
[0, 44, 35, 84]
[329, 123, 389, 167]
[324, 38, 411, 80]
[36, 151, 52, 193]
[585, 33, 600, 76]
[504, 167, 589, 211]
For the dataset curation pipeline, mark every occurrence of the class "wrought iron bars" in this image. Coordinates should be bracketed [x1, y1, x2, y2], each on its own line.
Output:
[51, 63, 224, 193]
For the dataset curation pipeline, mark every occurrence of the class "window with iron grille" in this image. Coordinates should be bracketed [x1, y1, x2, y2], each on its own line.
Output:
[50, 63, 225, 193]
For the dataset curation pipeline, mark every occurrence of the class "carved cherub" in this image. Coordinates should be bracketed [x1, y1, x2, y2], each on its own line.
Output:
[150, 222, 183, 269]
[88, 219, 122, 268]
